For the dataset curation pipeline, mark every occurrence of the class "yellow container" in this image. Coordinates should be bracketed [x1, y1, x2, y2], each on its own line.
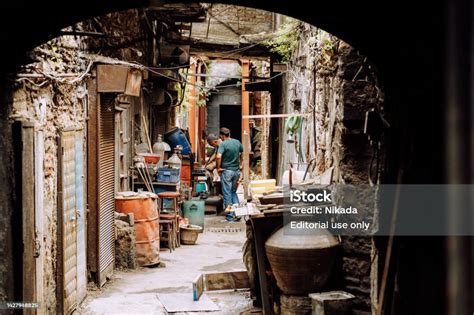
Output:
[250, 179, 276, 196]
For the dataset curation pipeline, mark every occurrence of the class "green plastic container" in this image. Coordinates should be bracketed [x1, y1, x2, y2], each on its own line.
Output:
[183, 200, 205, 232]
[195, 181, 207, 193]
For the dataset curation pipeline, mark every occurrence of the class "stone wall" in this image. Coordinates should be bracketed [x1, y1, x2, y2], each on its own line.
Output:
[280, 22, 384, 313]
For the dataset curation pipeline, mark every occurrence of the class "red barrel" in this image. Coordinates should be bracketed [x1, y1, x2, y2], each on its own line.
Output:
[115, 193, 160, 266]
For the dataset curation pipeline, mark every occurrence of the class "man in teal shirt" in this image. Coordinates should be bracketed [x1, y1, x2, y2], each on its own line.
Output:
[216, 127, 243, 214]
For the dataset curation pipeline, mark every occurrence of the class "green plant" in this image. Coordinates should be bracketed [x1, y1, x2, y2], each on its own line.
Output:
[265, 18, 300, 62]
[180, 79, 210, 110]
[195, 81, 210, 107]
[321, 36, 337, 57]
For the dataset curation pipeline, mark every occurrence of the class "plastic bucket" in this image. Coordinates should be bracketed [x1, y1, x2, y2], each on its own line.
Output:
[164, 127, 192, 155]
[182, 200, 205, 232]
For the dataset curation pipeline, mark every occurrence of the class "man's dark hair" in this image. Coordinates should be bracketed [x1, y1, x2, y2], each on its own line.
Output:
[207, 133, 219, 142]
[219, 127, 231, 136]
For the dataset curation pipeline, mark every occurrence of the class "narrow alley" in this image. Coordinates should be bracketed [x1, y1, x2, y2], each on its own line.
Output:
[79, 216, 251, 314]
[0, 1, 472, 315]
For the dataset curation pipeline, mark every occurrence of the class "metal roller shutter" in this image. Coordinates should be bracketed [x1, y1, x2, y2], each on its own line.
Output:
[97, 94, 115, 286]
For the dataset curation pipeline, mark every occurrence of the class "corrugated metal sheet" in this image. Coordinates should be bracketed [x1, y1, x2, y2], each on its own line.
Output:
[97, 94, 115, 286]
[61, 130, 78, 314]
[75, 131, 87, 303]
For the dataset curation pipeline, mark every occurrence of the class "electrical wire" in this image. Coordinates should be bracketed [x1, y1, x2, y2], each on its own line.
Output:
[212, 71, 286, 91]
[15, 31, 288, 92]
[16, 17, 297, 88]
[208, 25, 299, 58]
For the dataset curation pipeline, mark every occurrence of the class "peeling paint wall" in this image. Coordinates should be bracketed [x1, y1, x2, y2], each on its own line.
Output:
[280, 22, 384, 313]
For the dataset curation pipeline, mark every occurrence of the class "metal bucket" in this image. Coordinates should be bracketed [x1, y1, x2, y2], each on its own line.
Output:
[115, 193, 160, 266]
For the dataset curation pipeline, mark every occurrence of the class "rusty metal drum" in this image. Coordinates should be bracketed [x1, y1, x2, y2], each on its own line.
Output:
[115, 192, 160, 266]
[265, 226, 339, 295]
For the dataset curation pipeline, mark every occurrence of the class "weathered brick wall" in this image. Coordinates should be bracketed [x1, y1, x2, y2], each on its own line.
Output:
[283, 22, 383, 313]
[10, 34, 89, 313]
[6, 8, 156, 312]
[80, 9, 149, 64]
[192, 4, 273, 44]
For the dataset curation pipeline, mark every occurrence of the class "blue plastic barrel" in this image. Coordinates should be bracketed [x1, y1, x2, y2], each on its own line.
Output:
[164, 127, 192, 155]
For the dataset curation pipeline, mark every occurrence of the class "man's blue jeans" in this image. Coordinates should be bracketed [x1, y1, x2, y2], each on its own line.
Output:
[221, 169, 240, 207]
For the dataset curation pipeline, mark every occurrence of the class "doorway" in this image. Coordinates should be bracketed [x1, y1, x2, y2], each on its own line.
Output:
[219, 105, 242, 142]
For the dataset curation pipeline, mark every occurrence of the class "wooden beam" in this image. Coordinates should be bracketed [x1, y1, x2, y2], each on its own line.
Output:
[241, 60, 251, 200]
[243, 132, 251, 201]
[250, 215, 284, 315]
[242, 113, 311, 119]
[198, 62, 207, 162]
[22, 122, 36, 315]
[241, 60, 250, 137]
[188, 62, 197, 152]
[87, 71, 99, 273]
[35, 129, 45, 315]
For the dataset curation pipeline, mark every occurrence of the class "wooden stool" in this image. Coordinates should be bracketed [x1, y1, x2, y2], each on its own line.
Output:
[160, 213, 179, 249]
[158, 192, 181, 248]
[159, 219, 174, 252]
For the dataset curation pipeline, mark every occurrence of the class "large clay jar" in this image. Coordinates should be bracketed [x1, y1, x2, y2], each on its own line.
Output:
[265, 226, 339, 295]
